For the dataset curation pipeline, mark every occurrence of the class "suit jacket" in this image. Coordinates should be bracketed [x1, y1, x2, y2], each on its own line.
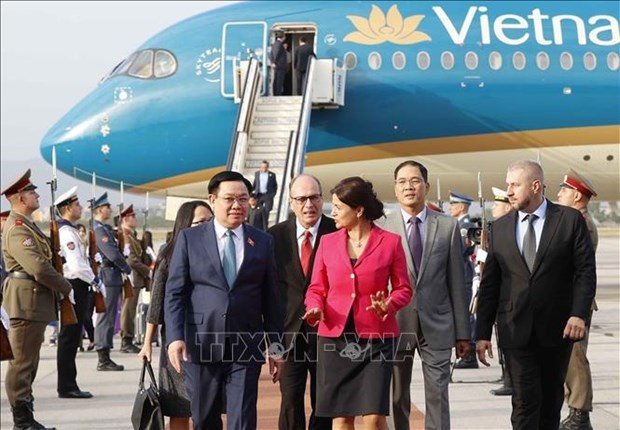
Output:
[1, 211, 72, 322]
[294, 43, 315, 73]
[268, 215, 337, 348]
[476, 201, 596, 348]
[247, 206, 268, 231]
[305, 225, 412, 339]
[380, 209, 470, 350]
[165, 221, 284, 363]
[253, 170, 278, 196]
[269, 39, 287, 70]
[94, 220, 131, 287]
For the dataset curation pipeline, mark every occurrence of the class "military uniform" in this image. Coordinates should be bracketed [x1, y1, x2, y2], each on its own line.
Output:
[449, 191, 479, 369]
[119, 205, 150, 352]
[559, 170, 599, 430]
[55, 186, 95, 398]
[92, 192, 131, 370]
[2, 169, 72, 430]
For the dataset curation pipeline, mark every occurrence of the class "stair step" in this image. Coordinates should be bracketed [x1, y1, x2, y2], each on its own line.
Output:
[257, 96, 302, 105]
[247, 147, 289, 155]
[253, 116, 300, 126]
[255, 103, 302, 112]
[247, 137, 290, 146]
[253, 109, 301, 118]
[244, 159, 287, 169]
[245, 153, 287, 162]
[250, 131, 294, 139]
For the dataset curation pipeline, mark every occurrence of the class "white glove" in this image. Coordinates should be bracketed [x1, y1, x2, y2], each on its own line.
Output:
[94, 252, 103, 264]
[0, 306, 10, 330]
[68, 289, 76, 305]
[99, 280, 107, 298]
[123, 244, 131, 257]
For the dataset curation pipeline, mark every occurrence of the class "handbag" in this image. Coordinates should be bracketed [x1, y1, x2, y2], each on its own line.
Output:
[131, 357, 165, 430]
[0, 323, 13, 361]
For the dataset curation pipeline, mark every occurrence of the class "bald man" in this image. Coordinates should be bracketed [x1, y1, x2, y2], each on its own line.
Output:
[476, 160, 596, 429]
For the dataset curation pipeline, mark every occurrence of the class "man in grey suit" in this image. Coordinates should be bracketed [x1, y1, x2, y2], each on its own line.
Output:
[382, 160, 470, 430]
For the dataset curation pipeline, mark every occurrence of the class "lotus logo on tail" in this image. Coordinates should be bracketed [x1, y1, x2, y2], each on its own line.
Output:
[344, 4, 431, 45]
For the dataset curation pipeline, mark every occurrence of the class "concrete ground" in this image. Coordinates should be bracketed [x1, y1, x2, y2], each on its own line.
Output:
[1, 237, 618, 429]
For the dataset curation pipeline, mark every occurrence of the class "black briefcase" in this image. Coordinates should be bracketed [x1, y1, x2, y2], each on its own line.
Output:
[131, 357, 165, 430]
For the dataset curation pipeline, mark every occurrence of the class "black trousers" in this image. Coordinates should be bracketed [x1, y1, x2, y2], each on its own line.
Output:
[279, 330, 331, 430]
[504, 336, 573, 429]
[273, 68, 286, 96]
[57, 278, 91, 393]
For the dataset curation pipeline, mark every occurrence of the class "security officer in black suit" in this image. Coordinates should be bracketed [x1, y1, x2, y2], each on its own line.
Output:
[294, 36, 315, 95]
[92, 192, 130, 371]
[253, 160, 278, 214]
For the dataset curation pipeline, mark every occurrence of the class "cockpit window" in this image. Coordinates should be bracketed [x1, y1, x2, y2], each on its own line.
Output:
[128, 51, 154, 78]
[154, 50, 177, 78]
[107, 49, 178, 80]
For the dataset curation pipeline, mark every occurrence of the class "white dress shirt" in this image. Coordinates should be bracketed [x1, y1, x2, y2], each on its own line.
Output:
[295, 218, 321, 256]
[400, 206, 428, 242]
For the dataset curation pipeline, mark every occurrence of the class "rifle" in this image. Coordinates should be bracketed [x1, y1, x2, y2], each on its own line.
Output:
[117, 181, 133, 300]
[48, 146, 78, 326]
[470, 172, 489, 315]
[142, 192, 149, 235]
[87, 193, 107, 315]
[436, 178, 443, 211]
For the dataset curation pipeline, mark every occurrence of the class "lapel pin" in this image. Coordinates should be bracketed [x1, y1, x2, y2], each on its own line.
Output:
[247, 238, 254, 247]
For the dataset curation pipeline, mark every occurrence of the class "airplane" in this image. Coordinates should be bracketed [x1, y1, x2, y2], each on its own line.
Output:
[40, 1, 620, 216]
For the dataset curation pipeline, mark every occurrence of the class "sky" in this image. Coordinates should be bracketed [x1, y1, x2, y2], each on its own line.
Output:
[0, 1, 237, 212]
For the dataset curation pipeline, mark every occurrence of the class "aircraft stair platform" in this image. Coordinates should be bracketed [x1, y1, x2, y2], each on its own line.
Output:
[228, 56, 345, 226]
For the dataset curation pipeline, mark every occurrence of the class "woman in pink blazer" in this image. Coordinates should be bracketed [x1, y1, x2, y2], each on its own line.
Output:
[304, 177, 412, 430]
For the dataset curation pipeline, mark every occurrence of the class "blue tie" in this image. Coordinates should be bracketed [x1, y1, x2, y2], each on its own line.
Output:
[223, 230, 237, 288]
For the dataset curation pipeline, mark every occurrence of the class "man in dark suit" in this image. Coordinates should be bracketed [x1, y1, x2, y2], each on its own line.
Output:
[253, 160, 278, 214]
[268, 174, 336, 430]
[165, 171, 284, 430]
[476, 160, 596, 429]
[269, 31, 287, 96]
[381, 160, 470, 430]
[247, 194, 268, 231]
[294, 36, 315, 95]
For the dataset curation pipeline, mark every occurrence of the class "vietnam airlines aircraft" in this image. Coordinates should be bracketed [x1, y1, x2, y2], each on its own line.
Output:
[40, 1, 620, 206]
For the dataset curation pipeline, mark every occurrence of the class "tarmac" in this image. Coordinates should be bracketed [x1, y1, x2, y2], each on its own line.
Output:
[1, 236, 618, 429]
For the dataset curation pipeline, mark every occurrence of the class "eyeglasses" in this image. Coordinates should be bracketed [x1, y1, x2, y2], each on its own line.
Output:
[291, 194, 322, 205]
[395, 177, 425, 188]
[216, 195, 249, 206]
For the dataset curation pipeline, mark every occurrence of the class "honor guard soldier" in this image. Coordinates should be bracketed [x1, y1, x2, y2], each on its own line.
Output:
[92, 192, 131, 371]
[449, 190, 479, 369]
[557, 169, 598, 430]
[119, 204, 149, 353]
[2, 169, 72, 430]
[1, 209, 9, 285]
[491, 186, 513, 220]
[55, 186, 96, 398]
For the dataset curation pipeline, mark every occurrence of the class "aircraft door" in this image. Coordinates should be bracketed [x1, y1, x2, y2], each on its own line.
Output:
[221, 21, 267, 98]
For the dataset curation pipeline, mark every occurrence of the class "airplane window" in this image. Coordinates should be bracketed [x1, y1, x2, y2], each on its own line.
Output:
[441, 52, 454, 70]
[560, 52, 573, 71]
[128, 50, 154, 78]
[489, 51, 502, 70]
[344, 52, 357, 70]
[392, 52, 406, 70]
[417, 52, 430, 70]
[513, 52, 526, 71]
[607, 52, 619, 71]
[536, 52, 550, 70]
[368, 52, 382, 70]
[154, 50, 177, 78]
[465, 51, 478, 70]
[583, 52, 597, 71]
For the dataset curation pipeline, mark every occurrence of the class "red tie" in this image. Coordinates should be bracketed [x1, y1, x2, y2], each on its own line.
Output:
[300, 231, 313, 276]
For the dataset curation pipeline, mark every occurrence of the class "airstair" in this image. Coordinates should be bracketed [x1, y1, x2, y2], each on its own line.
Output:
[228, 56, 345, 226]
